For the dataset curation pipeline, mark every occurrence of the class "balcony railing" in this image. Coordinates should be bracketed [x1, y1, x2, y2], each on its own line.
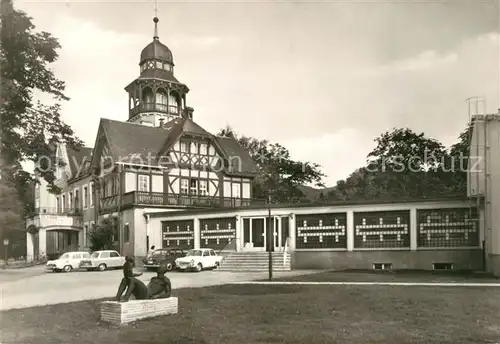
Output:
[130, 103, 180, 116]
[28, 207, 84, 217]
[99, 191, 266, 212]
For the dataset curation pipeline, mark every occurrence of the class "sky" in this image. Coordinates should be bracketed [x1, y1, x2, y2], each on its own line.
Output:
[15, 0, 500, 187]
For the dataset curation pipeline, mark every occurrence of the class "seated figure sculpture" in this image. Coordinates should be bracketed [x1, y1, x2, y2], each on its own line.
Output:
[147, 264, 172, 299]
[115, 257, 171, 302]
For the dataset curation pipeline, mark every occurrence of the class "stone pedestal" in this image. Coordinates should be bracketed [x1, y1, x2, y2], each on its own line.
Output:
[100, 297, 178, 325]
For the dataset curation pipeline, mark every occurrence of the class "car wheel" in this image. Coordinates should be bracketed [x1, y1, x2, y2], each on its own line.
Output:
[165, 263, 173, 271]
[214, 261, 220, 269]
[63, 265, 72, 273]
[98, 263, 107, 271]
[195, 263, 203, 272]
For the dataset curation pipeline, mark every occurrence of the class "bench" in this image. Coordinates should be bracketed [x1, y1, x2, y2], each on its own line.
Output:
[100, 297, 178, 325]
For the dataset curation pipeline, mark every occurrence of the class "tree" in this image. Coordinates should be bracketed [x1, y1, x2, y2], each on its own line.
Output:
[1, 0, 82, 195]
[444, 124, 471, 194]
[327, 127, 470, 201]
[0, 157, 25, 259]
[88, 219, 115, 251]
[217, 126, 325, 203]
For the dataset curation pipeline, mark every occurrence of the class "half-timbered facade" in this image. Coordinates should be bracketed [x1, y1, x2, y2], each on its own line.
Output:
[25, 16, 261, 260]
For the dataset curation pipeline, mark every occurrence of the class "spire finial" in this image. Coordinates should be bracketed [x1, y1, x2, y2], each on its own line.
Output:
[153, 0, 159, 40]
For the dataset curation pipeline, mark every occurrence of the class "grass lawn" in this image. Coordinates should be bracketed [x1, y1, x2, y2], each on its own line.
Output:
[273, 270, 500, 283]
[2, 283, 500, 344]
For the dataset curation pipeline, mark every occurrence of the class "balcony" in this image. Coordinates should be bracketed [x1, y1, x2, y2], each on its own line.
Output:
[99, 191, 266, 213]
[29, 207, 83, 217]
[130, 103, 180, 117]
[26, 207, 83, 229]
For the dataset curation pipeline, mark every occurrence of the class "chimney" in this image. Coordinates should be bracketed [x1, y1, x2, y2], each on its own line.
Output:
[186, 107, 194, 120]
[159, 118, 164, 128]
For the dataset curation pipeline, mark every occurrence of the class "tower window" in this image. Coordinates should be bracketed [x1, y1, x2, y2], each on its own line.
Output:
[190, 179, 198, 195]
[199, 180, 208, 196]
[138, 175, 150, 192]
[200, 143, 208, 155]
[180, 141, 189, 153]
[180, 179, 189, 195]
[156, 61, 162, 69]
[190, 142, 198, 154]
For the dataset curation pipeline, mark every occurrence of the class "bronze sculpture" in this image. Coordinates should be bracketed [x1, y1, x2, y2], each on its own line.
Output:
[115, 257, 171, 302]
[147, 264, 172, 299]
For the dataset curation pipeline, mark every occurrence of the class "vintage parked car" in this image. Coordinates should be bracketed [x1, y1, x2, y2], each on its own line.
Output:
[46, 251, 91, 273]
[80, 250, 126, 271]
[174, 248, 223, 272]
[144, 247, 186, 271]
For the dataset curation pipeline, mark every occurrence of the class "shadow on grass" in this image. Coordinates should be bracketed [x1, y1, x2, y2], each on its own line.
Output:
[269, 269, 500, 283]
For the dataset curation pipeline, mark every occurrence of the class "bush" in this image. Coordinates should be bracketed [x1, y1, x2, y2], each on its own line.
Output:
[88, 219, 115, 251]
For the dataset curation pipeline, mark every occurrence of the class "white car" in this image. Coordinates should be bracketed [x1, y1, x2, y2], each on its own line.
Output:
[175, 248, 223, 272]
[80, 250, 126, 271]
[46, 251, 91, 273]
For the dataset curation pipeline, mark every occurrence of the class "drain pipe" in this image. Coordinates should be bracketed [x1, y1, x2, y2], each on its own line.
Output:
[144, 212, 151, 256]
[483, 115, 488, 272]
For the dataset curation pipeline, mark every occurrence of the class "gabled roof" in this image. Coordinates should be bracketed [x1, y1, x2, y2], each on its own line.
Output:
[99, 118, 174, 164]
[66, 146, 93, 179]
[158, 117, 219, 159]
[95, 118, 258, 176]
[214, 137, 260, 175]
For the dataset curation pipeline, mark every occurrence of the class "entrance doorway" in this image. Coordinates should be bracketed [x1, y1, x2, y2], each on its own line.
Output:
[241, 216, 290, 252]
[242, 217, 266, 251]
[272, 216, 290, 252]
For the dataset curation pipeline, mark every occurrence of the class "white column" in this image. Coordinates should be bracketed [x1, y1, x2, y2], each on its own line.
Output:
[194, 218, 200, 249]
[289, 214, 296, 250]
[410, 207, 417, 251]
[26, 232, 34, 261]
[78, 229, 84, 250]
[39, 228, 47, 257]
[235, 216, 242, 252]
[347, 210, 354, 251]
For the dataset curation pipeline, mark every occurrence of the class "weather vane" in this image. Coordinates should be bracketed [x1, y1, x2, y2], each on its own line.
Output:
[153, 0, 159, 39]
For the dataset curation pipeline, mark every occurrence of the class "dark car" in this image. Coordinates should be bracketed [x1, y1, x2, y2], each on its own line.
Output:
[144, 248, 185, 271]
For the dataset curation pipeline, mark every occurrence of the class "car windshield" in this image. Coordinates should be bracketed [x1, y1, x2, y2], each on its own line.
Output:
[185, 250, 202, 257]
[152, 251, 164, 257]
[91, 252, 100, 258]
[59, 253, 69, 259]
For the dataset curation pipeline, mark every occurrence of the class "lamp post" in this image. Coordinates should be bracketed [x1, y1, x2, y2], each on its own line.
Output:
[267, 194, 273, 281]
[3, 238, 9, 268]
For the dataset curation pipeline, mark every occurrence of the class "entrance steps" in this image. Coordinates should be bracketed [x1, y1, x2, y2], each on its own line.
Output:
[217, 251, 291, 272]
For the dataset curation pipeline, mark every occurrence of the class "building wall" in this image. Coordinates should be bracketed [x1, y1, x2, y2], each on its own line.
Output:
[134, 207, 183, 257]
[66, 176, 95, 247]
[292, 250, 482, 270]
[468, 113, 500, 275]
[116, 208, 132, 256]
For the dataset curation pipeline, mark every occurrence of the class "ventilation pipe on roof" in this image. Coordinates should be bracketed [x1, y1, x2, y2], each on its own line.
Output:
[186, 107, 194, 120]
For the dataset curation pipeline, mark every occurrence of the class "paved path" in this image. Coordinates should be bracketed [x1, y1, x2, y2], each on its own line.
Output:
[0, 266, 316, 311]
